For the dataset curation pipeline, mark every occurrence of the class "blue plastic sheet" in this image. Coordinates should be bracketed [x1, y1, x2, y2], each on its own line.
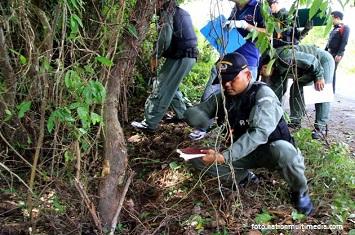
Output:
[200, 15, 246, 55]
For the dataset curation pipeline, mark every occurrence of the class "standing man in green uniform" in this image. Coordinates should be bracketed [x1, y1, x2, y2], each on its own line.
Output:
[260, 45, 335, 139]
[131, 0, 198, 131]
[184, 52, 313, 215]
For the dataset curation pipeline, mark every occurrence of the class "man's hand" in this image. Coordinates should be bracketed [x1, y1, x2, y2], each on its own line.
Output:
[200, 149, 225, 165]
[335, 55, 343, 63]
[150, 57, 159, 72]
[314, 79, 325, 91]
[223, 20, 248, 30]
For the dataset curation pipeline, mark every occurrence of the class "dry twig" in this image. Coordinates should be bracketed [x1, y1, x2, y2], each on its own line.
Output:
[109, 171, 135, 235]
[74, 178, 103, 233]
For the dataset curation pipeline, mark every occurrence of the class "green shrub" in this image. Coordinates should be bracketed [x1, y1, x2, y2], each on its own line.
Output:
[294, 129, 355, 224]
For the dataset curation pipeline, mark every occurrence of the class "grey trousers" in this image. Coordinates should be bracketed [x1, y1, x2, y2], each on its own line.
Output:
[144, 57, 196, 129]
[290, 50, 335, 129]
[190, 140, 308, 194]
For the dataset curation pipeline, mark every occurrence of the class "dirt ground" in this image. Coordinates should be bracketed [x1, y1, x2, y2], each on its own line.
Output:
[322, 93, 355, 153]
[118, 84, 355, 234]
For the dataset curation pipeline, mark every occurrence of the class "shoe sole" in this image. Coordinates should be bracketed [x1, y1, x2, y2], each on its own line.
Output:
[131, 121, 156, 133]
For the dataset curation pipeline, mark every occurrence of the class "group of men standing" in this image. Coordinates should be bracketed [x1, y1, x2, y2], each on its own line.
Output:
[131, 0, 350, 216]
[260, 0, 350, 139]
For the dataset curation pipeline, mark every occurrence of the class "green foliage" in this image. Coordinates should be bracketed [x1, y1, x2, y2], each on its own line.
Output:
[294, 129, 355, 224]
[331, 193, 355, 223]
[4, 109, 13, 121]
[254, 1, 278, 55]
[260, 0, 332, 58]
[17, 101, 31, 119]
[9, 49, 27, 65]
[64, 150, 75, 163]
[69, 14, 83, 39]
[169, 161, 182, 171]
[51, 195, 66, 214]
[95, 56, 113, 67]
[127, 23, 139, 39]
[255, 209, 273, 224]
[291, 210, 306, 221]
[115, 223, 128, 233]
[48, 67, 106, 145]
[47, 107, 74, 133]
[68, 0, 84, 12]
[308, 0, 323, 20]
[64, 70, 82, 92]
[82, 80, 106, 104]
[66, 0, 84, 40]
[0, 187, 16, 194]
[301, 26, 327, 47]
[255, 32, 273, 55]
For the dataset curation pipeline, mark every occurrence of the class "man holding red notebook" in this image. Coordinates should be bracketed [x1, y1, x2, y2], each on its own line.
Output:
[184, 52, 313, 215]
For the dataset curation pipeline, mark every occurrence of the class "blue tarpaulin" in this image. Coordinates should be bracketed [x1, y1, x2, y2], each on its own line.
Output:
[200, 15, 246, 55]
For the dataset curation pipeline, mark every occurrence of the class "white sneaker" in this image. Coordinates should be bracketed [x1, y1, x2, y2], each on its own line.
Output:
[189, 129, 207, 141]
[131, 120, 155, 132]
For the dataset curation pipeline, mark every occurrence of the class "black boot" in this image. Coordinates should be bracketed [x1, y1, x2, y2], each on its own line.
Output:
[290, 192, 313, 215]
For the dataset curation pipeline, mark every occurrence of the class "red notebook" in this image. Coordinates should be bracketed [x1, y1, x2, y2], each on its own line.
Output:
[176, 147, 206, 161]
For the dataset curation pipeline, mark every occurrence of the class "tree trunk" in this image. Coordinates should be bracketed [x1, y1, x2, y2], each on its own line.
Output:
[0, 26, 17, 108]
[98, 0, 156, 229]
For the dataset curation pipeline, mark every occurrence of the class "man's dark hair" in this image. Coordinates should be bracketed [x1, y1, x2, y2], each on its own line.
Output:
[331, 11, 344, 20]
[259, 54, 271, 66]
[267, 0, 278, 5]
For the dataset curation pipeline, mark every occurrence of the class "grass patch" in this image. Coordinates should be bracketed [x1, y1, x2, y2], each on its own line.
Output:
[294, 128, 355, 225]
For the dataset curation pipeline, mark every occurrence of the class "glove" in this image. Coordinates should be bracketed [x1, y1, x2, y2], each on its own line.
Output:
[223, 20, 248, 30]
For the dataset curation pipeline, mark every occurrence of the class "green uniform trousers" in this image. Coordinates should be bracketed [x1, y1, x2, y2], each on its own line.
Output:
[290, 49, 335, 129]
[190, 140, 308, 194]
[144, 57, 195, 129]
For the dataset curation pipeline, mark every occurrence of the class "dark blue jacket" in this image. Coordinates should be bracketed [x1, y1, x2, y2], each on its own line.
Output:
[163, 7, 198, 59]
[325, 23, 350, 57]
[228, 0, 265, 67]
